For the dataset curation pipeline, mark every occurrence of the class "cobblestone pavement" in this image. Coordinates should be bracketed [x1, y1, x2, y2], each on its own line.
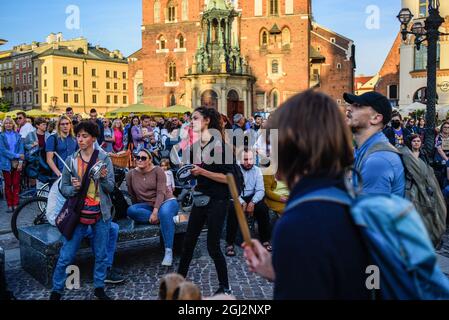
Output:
[4, 234, 273, 300]
[4, 193, 449, 301]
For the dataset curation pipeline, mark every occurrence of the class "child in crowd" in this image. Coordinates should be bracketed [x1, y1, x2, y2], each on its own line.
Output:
[161, 159, 175, 193]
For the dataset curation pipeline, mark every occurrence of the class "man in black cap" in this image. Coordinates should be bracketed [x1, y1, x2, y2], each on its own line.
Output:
[344, 91, 405, 197]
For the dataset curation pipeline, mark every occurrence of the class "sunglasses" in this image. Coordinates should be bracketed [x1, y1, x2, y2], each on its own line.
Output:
[135, 155, 148, 162]
[17, 117, 24, 120]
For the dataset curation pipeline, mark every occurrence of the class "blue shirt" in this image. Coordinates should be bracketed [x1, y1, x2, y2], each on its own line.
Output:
[354, 132, 405, 197]
[5, 131, 18, 157]
[45, 134, 78, 172]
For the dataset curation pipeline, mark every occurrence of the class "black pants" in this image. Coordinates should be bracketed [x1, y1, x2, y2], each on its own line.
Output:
[178, 199, 229, 288]
[226, 196, 272, 245]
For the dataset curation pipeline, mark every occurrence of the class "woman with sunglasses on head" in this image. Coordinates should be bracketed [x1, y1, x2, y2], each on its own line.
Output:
[45, 115, 78, 178]
[126, 149, 179, 266]
[177, 107, 234, 296]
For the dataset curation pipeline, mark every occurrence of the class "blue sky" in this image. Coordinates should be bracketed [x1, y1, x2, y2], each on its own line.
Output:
[0, 0, 401, 75]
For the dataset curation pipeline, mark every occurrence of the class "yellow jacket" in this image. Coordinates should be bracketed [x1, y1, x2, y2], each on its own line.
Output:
[263, 174, 289, 214]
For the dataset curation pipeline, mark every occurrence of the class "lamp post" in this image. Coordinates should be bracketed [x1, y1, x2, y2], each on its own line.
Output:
[397, 0, 448, 154]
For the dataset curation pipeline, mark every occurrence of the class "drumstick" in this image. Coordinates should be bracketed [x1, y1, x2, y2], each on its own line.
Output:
[226, 173, 253, 248]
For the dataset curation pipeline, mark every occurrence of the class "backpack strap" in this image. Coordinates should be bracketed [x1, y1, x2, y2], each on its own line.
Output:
[356, 142, 400, 171]
[285, 187, 352, 212]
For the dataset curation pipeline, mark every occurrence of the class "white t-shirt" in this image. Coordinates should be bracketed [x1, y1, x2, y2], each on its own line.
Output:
[19, 122, 34, 139]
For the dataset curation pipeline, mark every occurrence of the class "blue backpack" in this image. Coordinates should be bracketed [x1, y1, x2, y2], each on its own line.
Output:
[285, 187, 449, 300]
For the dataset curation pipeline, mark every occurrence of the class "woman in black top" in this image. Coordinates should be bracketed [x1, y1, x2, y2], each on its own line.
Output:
[177, 107, 234, 295]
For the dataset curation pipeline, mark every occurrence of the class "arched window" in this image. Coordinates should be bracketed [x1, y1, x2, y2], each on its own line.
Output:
[272, 60, 279, 74]
[170, 94, 176, 106]
[271, 90, 279, 108]
[154, 0, 160, 23]
[167, 0, 176, 22]
[414, 87, 427, 103]
[168, 62, 176, 81]
[260, 29, 268, 46]
[282, 28, 291, 46]
[158, 35, 167, 50]
[270, 0, 279, 15]
[178, 34, 185, 48]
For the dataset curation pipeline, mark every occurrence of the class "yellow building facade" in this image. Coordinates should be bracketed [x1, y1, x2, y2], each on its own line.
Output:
[34, 43, 128, 114]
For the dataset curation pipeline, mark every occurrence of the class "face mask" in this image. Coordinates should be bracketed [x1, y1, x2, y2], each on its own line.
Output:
[391, 120, 401, 129]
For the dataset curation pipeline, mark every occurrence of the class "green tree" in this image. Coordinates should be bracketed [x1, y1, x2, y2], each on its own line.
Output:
[0, 98, 10, 112]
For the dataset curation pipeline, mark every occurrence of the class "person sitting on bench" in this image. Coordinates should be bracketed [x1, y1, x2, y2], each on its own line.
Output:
[225, 149, 272, 257]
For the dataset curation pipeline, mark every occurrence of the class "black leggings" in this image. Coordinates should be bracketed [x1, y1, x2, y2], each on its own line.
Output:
[178, 199, 229, 288]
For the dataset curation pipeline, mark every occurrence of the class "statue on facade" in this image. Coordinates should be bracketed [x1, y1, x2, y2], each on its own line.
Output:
[137, 83, 143, 103]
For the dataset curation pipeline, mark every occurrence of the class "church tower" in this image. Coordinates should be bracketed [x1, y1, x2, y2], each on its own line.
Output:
[183, 0, 255, 118]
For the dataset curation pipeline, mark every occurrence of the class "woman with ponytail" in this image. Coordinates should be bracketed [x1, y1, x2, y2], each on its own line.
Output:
[177, 106, 234, 296]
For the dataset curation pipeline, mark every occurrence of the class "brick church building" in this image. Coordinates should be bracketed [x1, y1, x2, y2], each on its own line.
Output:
[128, 0, 355, 119]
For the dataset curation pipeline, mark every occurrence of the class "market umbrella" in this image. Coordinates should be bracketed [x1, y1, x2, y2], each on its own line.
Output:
[166, 105, 192, 115]
[0, 111, 4, 119]
[398, 102, 426, 117]
[25, 109, 60, 118]
[3, 110, 21, 119]
[105, 103, 167, 118]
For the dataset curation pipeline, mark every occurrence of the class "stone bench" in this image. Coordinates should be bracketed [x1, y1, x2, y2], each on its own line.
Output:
[18, 219, 188, 288]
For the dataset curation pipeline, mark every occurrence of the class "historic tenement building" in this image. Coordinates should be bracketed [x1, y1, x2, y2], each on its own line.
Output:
[129, 0, 355, 118]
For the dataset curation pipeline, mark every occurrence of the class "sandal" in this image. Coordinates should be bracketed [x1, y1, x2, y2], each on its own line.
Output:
[262, 242, 272, 252]
[225, 245, 236, 257]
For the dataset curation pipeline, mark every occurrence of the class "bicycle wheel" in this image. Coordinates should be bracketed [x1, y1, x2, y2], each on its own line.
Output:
[11, 196, 48, 240]
[36, 183, 50, 212]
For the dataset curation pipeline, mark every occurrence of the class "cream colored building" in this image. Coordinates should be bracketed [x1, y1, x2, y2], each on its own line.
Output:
[32, 35, 128, 114]
[399, 0, 449, 110]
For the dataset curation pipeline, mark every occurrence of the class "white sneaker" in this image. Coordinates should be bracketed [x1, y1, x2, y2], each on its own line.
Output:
[162, 249, 173, 266]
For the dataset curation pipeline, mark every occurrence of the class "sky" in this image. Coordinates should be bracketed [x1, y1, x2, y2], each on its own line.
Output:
[0, 0, 401, 76]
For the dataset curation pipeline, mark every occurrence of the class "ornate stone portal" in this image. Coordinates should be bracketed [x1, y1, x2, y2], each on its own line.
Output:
[182, 0, 255, 119]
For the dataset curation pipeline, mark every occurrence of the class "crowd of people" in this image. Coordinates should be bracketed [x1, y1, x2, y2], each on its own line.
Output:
[2, 88, 449, 300]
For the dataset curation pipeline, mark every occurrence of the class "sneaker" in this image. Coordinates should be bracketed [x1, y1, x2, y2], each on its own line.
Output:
[162, 249, 173, 266]
[214, 286, 232, 296]
[49, 291, 62, 300]
[94, 288, 111, 300]
[104, 268, 125, 284]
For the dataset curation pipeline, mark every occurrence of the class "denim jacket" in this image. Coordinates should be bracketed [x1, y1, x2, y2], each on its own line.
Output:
[24, 129, 50, 157]
[60, 149, 115, 221]
[0, 131, 24, 172]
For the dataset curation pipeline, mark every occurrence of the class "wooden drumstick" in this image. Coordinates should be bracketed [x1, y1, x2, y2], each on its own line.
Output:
[226, 173, 253, 248]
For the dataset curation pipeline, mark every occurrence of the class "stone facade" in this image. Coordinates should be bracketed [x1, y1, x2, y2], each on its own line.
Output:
[129, 0, 354, 118]
[12, 51, 34, 110]
[399, 0, 449, 108]
[310, 22, 355, 107]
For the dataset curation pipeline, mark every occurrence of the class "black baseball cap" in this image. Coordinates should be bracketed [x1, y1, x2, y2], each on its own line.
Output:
[343, 91, 392, 125]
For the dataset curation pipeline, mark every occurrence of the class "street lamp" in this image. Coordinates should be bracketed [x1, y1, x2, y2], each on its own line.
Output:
[397, 0, 449, 154]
